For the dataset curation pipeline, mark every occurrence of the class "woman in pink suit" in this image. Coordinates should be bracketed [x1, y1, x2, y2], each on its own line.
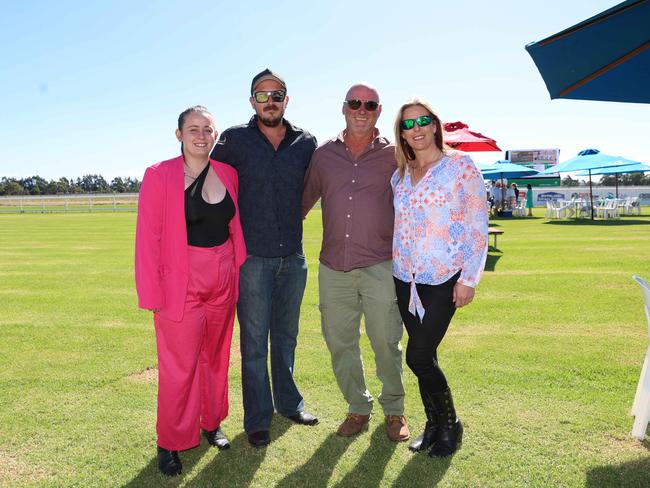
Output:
[135, 106, 246, 477]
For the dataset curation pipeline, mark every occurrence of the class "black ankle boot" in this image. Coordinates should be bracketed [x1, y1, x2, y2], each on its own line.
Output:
[157, 446, 182, 476]
[428, 387, 463, 458]
[408, 389, 438, 452]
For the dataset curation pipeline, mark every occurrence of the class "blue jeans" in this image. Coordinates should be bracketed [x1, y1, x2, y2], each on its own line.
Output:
[237, 252, 307, 433]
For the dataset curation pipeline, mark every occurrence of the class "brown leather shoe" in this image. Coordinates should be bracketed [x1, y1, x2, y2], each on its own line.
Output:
[336, 413, 371, 437]
[385, 415, 410, 442]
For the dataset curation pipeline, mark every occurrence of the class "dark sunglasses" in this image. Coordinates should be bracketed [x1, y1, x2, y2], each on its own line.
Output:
[400, 115, 434, 131]
[344, 99, 379, 111]
[254, 90, 286, 103]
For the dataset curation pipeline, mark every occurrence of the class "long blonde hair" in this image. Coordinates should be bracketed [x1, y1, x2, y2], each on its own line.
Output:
[393, 98, 446, 180]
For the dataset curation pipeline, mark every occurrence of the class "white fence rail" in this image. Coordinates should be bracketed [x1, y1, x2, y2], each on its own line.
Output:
[527, 186, 650, 206]
[2, 186, 649, 213]
[0, 193, 138, 213]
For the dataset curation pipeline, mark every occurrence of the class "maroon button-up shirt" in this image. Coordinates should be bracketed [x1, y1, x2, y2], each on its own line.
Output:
[302, 130, 397, 272]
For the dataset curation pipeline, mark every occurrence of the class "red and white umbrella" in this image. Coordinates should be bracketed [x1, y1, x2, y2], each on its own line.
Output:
[443, 121, 501, 152]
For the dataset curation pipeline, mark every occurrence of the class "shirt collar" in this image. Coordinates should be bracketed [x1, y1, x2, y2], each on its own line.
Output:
[333, 128, 390, 148]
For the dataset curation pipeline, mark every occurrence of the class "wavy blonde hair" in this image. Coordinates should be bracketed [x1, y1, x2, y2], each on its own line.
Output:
[393, 98, 446, 180]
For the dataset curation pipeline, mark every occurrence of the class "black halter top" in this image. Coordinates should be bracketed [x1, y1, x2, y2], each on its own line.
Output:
[184, 164, 235, 247]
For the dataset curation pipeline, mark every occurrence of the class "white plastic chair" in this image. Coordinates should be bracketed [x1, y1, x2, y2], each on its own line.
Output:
[513, 199, 526, 217]
[604, 200, 619, 219]
[546, 201, 566, 219]
[631, 275, 650, 440]
[594, 200, 608, 218]
[560, 200, 576, 218]
[545, 201, 553, 218]
[577, 201, 590, 219]
[596, 200, 619, 219]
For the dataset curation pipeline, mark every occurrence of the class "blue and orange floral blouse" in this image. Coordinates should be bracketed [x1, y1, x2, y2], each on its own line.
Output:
[391, 151, 488, 318]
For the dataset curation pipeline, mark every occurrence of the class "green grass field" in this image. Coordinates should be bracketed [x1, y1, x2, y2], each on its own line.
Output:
[1, 210, 649, 487]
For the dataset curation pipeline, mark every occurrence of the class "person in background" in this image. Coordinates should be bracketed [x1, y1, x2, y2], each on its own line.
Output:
[135, 106, 246, 476]
[487, 181, 495, 216]
[302, 83, 409, 442]
[512, 183, 520, 203]
[391, 98, 488, 457]
[526, 183, 534, 216]
[493, 181, 503, 212]
[506, 183, 516, 210]
[211, 69, 318, 448]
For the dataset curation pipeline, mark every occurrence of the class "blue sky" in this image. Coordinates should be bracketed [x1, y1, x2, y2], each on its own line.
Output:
[1, 0, 648, 180]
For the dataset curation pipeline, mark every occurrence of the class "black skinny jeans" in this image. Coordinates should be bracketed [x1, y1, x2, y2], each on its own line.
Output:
[394, 272, 460, 395]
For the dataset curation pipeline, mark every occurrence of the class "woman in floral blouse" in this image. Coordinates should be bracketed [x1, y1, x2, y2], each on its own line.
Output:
[391, 98, 488, 457]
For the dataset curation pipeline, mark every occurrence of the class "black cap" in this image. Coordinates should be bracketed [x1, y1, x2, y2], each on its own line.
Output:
[250, 68, 287, 95]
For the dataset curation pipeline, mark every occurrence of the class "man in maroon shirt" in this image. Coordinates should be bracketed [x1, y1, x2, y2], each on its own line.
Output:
[302, 83, 409, 442]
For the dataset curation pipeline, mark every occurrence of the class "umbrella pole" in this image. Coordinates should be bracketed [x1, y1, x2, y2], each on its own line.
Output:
[501, 174, 505, 213]
[589, 169, 594, 220]
[615, 174, 619, 198]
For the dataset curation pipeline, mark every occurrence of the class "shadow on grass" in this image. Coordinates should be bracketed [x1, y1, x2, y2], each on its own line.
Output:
[543, 219, 650, 226]
[192, 419, 292, 487]
[122, 419, 291, 488]
[336, 426, 398, 488]
[122, 440, 210, 488]
[190, 432, 265, 487]
[392, 448, 452, 487]
[275, 433, 350, 487]
[585, 455, 650, 487]
[484, 253, 502, 272]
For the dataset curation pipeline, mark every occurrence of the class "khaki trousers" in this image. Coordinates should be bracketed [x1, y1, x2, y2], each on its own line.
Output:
[318, 260, 405, 415]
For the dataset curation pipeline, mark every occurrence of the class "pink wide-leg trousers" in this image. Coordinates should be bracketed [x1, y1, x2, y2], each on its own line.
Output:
[154, 241, 236, 451]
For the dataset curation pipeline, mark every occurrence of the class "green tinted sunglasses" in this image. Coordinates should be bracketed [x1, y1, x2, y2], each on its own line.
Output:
[400, 115, 434, 131]
[254, 90, 286, 103]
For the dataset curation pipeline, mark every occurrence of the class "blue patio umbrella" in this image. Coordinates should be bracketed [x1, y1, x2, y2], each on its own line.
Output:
[576, 162, 650, 197]
[482, 161, 540, 179]
[575, 163, 650, 176]
[482, 161, 539, 208]
[525, 0, 650, 104]
[540, 149, 644, 218]
[538, 149, 640, 175]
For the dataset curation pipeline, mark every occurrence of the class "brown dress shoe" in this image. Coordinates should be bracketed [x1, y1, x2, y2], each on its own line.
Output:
[336, 413, 371, 437]
[385, 415, 410, 442]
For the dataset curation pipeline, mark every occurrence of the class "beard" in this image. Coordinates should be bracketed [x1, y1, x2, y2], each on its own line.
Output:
[258, 105, 284, 127]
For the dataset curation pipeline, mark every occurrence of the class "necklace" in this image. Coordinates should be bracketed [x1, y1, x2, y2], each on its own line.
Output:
[183, 161, 208, 180]
[411, 152, 444, 175]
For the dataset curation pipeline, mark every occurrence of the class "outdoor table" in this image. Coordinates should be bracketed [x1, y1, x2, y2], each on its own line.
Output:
[563, 199, 590, 218]
[557, 200, 576, 218]
[488, 228, 504, 249]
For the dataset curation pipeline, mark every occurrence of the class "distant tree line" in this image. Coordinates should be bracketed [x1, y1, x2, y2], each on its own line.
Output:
[0, 175, 141, 196]
[4, 173, 646, 196]
[562, 173, 650, 187]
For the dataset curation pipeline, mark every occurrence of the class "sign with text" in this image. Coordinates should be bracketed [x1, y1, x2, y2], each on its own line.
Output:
[506, 149, 560, 171]
[537, 191, 565, 203]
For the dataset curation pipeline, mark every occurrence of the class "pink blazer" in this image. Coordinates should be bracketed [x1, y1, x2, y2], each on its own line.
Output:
[135, 155, 247, 322]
